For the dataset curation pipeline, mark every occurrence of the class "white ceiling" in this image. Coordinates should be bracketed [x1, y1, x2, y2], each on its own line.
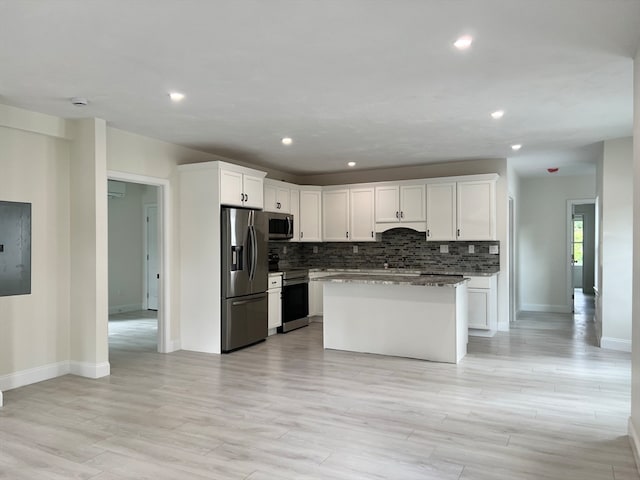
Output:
[1, 1, 639, 177]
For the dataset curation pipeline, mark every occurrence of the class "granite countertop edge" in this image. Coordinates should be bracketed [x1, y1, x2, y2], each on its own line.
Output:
[307, 267, 499, 277]
[313, 273, 469, 287]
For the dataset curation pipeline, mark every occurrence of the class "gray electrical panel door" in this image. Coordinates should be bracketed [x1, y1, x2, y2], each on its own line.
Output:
[0, 201, 31, 296]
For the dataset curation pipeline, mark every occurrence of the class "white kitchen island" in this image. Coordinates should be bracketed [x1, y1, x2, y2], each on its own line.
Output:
[315, 274, 469, 364]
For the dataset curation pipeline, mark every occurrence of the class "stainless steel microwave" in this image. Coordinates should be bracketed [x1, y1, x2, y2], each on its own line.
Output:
[267, 212, 294, 240]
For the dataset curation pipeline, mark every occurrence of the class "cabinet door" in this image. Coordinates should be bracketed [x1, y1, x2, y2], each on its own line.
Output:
[242, 174, 264, 209]
[400, 184, 426, 222]
[375, 185, 400, 222]
[299, 189, 322, 242]
[426, 182, 456, 240]
[263, 184, 278, 212]
[457, 181, 495, 240]
[220, 169, 244, 207]
[289, 188, 300, 241]
[268, 288, 282, 329]
[323, 189, 350, 241]
[276, 187, 290, 213]
[468, 288, 489, 329]
[350, 187, 375, 241]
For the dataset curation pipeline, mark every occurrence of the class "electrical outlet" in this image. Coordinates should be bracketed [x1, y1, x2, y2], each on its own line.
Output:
[440, 244, 449, 254]
[468, 245, 475, 254]
[489, 245, 499, 254]
[282, 246, 287, 254]
[353, 245, 358, 254]
[313, 246, 318, 254]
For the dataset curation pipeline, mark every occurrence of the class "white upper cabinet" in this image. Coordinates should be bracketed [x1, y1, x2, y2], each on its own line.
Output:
[264, 179, 291, 213]
[375, 185, 400, 223]
[399, 185, 426, 222]
[349, 187, 375, 241]
[456, 180, 496, 241]
[426, 182, 457, 241]
[425, 176, 497, 241]
[289, 188, 301, 241]
[375, 182, 425, 232]
[323, 189, 350, 241]
[219, 164, 265, 209]
[299, 188, 322, 242]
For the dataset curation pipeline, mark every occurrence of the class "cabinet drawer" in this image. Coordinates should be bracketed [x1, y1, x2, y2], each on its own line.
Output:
[466, 276, 492, 289]
[268, 275, 282, 288]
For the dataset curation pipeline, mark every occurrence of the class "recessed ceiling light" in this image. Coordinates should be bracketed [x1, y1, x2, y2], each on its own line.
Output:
[347, 161, 356, 167]
[491, 110, 504, 119]
[281, 137, 293, 145]
[453, 35, 473, 50]
[169, 92, 185, 102]
[511, 144, 522, 151]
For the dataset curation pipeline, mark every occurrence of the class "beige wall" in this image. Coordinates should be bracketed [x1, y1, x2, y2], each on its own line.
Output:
[0, 126, 71, 379]
[108, 182, 146, 313]
[599, 137, 633, 350]
[518, 174, 596, 312]
[630, 47, 640, 464]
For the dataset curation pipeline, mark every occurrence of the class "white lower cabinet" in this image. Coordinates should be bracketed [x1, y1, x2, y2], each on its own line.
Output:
[467, 275, 498, 335]
[268, 273, 282, 333]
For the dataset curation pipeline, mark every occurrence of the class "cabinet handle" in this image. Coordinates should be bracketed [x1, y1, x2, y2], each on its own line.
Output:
[241, 193, 245, 202]
[346, 231, 349, 239]
[457, 228, 460, 237]
[400, 211, 404, 219]
[371, 231, 374, 238]
[427, 229, 430, 237]
[301, 231, 304, 239]
[245, 194, 249, 203]
[277, 202, 281, 209]
[395, 211, 399, 219]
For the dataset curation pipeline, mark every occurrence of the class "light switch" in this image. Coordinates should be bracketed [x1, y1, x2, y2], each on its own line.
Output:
[468, 245, 475, 254]
[489, 245, 499, 254]
[440, 244, 449, 254]
[313, 246, 318, 253]
[353, 245, 358, 253]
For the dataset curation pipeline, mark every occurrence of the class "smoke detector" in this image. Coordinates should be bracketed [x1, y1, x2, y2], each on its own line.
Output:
[70, 97, 88, 106]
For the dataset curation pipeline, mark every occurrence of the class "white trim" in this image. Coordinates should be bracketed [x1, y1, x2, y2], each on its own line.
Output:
[143, 203, 159, 310]
[107, 171, 172, 354]
[0, 390, 3, 407]
[469, 329, 497, 338]
[0, 361, 70, 391]
[0, 103, 72, 139]
[167, 340, 181, 353]
[109, 303, 145, 315]
[521, 304, 572, 314]
[601, 336, 632, 352]
[566, 198, 596, 313]
[628, 418, 640, 476]
[70, 361, 111, 379]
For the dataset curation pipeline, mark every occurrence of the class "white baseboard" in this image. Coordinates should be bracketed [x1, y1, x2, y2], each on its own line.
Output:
[70, 361, 111, 379]
[0, 361, 70, 392]
[521, 304, 572, 314]
[601, 336, 632, 352]
[109, 303, 145, 315]
[167, 339, 181, 352]
[0, 390, 3, 407]
[469, 328, 496, 337]
[0, 359, 111, 398]
[628, 418, 640, 475]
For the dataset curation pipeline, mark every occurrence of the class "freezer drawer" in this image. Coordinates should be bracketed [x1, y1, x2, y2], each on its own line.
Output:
[222, 292, 268, 352]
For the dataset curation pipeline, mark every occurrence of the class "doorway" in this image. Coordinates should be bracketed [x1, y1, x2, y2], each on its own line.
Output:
[567, 200, 596, 312]
[107, 171, 171, 353]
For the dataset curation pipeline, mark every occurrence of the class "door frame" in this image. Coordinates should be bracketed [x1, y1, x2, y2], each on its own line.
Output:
[107, 171, 173, 353]
[566, 198, 596, 313]
[143, 203, 158, 310]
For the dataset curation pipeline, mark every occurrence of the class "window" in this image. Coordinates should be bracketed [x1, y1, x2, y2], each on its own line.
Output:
[572, 215, 583, 267]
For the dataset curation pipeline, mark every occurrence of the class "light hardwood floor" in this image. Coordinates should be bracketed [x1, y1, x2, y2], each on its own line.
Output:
[1, 297, 637, 480]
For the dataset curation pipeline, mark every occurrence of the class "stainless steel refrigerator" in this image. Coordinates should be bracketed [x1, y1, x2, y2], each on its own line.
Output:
[221, 207, 269, 352]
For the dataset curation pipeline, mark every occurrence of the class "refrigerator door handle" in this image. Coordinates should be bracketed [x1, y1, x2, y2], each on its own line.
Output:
[251, 225, 258, 281]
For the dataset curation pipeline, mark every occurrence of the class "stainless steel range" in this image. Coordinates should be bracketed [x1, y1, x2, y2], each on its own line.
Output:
[278, 268, 309, 333]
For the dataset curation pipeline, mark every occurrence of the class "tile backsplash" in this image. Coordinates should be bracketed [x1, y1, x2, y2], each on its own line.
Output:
[269, 228, 500, 272]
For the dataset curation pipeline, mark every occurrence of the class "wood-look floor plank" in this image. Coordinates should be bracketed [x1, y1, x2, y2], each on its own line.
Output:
[0, 295, 637, 479]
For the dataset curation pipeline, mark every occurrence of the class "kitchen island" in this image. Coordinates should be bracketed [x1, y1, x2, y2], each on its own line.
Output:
[314, 274, 468, 363]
